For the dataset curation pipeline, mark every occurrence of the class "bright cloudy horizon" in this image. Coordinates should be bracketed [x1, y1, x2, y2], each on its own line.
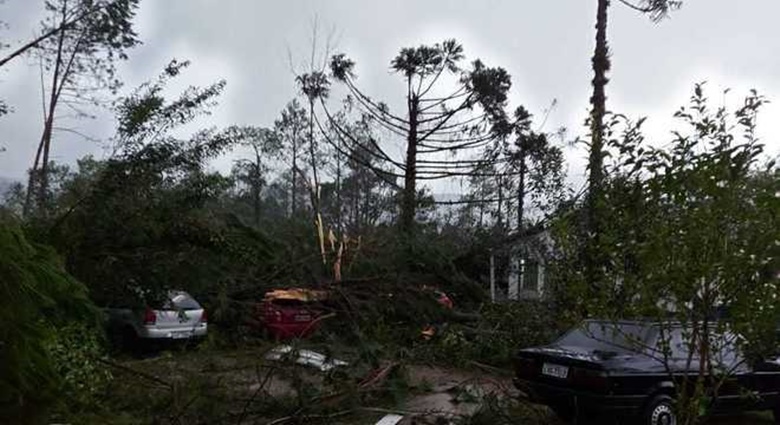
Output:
[1, 0, 779, 193]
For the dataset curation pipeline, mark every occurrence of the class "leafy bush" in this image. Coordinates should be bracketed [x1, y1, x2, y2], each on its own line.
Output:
[45, 323, 112, 411]
[0, 212, 101, 422]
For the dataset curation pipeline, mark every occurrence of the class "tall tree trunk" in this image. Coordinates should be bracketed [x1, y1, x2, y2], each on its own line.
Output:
[38, 115, 56, 212]
[23, 136, 45, 217]
[253, 145, 262, 227]
[400, 90, 419, 234]
[589, 0, 609, 195]
[28, 0, 67, 217]
[308, 98, 320, 213]
[307, 98, 327, 267]
[336, 136, 342, 233]
[517, 151, 526, 233]
[586, 0, 611, 291]
[291, 129, 298, 217]
[517, 150, 527, 292]
[496, 174, 504, 230]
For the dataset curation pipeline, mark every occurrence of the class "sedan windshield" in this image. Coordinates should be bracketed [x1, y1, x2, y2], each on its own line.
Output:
[555, 321, 657, 354]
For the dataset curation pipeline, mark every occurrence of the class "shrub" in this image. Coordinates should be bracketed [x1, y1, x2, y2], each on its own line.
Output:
[419, 300, 566, 367]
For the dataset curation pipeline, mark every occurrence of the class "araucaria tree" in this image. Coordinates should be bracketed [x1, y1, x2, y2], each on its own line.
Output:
[324, 40, 512, 234]
[25, 0, 141, 216]
[470, 106, 565, 232]
[586, 0, 682, 290]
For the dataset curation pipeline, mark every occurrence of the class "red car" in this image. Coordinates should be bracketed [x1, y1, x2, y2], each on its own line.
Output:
[433, 289, 454, 310]
[252, 289, 328, 340]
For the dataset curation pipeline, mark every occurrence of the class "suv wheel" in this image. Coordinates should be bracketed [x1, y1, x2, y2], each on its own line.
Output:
[644, 395, 676, 425]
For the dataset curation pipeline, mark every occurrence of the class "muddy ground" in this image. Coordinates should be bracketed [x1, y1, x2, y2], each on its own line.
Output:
[77, 343, 776, 425]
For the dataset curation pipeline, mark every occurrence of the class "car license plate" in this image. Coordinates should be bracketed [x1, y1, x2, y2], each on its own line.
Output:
[171, 331, 192, 339]
[294, 314, 311, 322]
[542, 363, 569, 379]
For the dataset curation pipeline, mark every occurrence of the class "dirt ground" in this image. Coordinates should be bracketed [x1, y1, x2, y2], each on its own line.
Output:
[97, 345, 775, 425]
[99, 345, 554, 424]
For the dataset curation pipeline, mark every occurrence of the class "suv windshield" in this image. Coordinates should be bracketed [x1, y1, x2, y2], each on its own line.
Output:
[555, 321, 657, 354]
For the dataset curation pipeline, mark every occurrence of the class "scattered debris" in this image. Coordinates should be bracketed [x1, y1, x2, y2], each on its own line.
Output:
[401, 365, 518, 420]
[375, 414, 405, 425]
[264, 345, 347, 372]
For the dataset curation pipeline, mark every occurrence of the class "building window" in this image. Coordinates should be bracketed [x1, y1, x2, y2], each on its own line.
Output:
[522, 259, 539, 292]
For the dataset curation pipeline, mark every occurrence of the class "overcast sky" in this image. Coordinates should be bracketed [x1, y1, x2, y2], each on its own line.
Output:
[1, 0, 779, 192]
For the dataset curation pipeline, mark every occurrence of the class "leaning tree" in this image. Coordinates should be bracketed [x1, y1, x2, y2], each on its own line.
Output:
[25, 0, 141, 216]
[319, 39, 513, 234]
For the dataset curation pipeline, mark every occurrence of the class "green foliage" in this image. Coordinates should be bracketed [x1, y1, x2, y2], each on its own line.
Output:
[418, 301, 563, 367]
[0, 212, 100, 422]
[36, 62, 279, 313]
[39, 0, 142, 95]
[114, 59, 226, 150]
[552, 84, 779, 423]
[390, 39, 464, 77]
[633, 0, 683, 22]
[45, 322, 113, 413]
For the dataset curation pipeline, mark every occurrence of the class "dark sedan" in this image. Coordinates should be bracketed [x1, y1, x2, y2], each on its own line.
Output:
[513, 320, 780, 424]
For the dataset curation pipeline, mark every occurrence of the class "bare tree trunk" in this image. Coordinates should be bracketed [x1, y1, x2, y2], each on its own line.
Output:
[291, 129, 298, 217]
[496, 174, 504, 229]
[589, 0, 609, 195]
[307, 98, 327, 267]
[517, 151, 526, 232]
[28, 1, 68, 217]
[308, 98, 320, 212]
[336, 136, 342, 233]
[516, 150, 527, 294]
[253, 145, 262, 227]
[38, 114, 56, 211]
[586, 0, 611, 292]
[23, 136, 45, 217]
[400, 84, 419, 234]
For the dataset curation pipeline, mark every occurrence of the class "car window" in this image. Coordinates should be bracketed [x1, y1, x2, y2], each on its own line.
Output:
[669, 328, 692, 359]
[556, 321, 657, 354]
[656, 327, 744, 370]
[271, 299, 307, 307]
[164, 293, 201, 310]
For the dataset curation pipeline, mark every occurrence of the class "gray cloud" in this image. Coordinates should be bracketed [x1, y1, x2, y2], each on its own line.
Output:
[1, 0, 778, 188]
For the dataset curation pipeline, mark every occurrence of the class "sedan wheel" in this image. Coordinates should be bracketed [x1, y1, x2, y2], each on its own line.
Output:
[645, 395, 677, 425]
